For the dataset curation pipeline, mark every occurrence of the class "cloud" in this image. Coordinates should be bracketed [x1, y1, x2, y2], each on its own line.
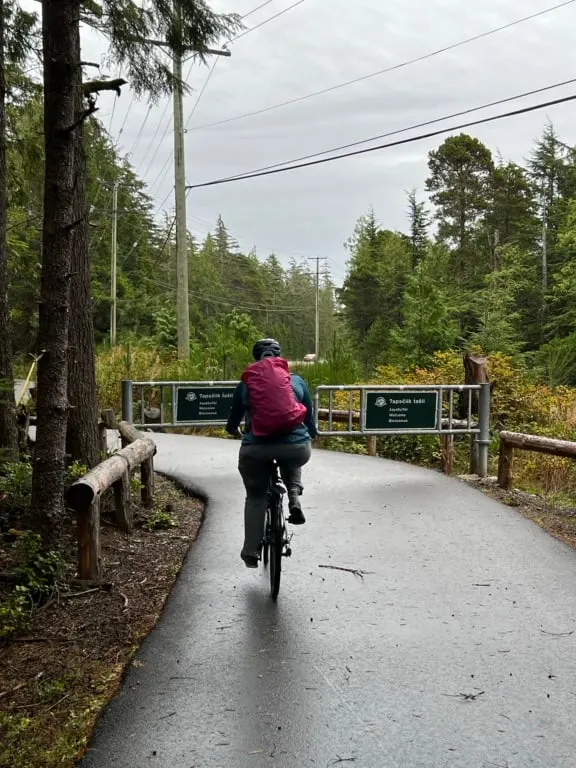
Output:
[24, 0, 576, 284]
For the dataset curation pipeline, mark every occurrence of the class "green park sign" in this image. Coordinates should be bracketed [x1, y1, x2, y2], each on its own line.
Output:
[176, 386, 235, 424]
[363, 390, 439, 432]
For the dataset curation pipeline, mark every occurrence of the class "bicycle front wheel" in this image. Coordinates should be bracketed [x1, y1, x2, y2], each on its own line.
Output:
[269, 504, 282, 600]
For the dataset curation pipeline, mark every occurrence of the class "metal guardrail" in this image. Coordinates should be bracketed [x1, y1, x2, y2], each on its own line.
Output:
[122, 379, 491, 476]
[122, 379, 239, 428]
[314, 383, 491, 476]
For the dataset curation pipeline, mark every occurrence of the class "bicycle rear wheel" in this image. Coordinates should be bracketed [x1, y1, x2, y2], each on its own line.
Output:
[269, 502, 282, 600]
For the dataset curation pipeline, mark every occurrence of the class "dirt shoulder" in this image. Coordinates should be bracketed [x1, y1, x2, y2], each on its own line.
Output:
[460, 475, 576, 550]
[0, 475, 203, 768]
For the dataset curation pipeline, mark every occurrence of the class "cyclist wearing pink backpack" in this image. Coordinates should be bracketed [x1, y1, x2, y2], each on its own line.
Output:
[225, 338, 317, 568]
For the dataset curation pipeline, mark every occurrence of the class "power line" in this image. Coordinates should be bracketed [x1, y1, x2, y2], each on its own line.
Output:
[242, 0, 276, 19]
[144, 0, 307, 195]
[140, 275, 309, 313]
[147, 58, 220, 195]
[108, 93, 119, 134]
[232, 0, 307, 42]
[186, 91, 576, 190]
[187, 0, 576, 133]
[126, 103, 153, 157]
[119, 0, 278, 149]
[207, 76, 576, 183]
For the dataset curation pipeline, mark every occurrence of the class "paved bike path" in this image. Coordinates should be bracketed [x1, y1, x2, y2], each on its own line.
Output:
[78, 434, 576, 768]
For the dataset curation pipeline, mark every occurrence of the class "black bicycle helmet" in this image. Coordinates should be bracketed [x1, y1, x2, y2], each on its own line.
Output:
[252, 338, 281, 360]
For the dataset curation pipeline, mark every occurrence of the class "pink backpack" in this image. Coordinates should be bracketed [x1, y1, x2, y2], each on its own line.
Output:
[241, 357, 307, 437]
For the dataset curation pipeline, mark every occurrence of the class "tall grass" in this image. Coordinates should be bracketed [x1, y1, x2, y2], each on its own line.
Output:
[96, 344, 212, 412]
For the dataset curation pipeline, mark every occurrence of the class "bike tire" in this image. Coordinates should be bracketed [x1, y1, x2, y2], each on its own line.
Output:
[262, 509, 270, 567]
[269, 503, 282, 600]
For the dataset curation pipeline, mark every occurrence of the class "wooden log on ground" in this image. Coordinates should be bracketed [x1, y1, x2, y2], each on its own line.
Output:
[77, 498, 101, 581]
[499, 431, 576, 460]
[66, 437, 156, 512]
[140, 456, 154, 507]
[113, 470, 133, 532]
[497, 440, 514, 490]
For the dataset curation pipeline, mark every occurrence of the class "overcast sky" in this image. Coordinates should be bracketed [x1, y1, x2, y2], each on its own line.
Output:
[27, 0, 576, 284]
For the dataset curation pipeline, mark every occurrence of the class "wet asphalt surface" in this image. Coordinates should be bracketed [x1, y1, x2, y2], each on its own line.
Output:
[77, 434, 576, 767]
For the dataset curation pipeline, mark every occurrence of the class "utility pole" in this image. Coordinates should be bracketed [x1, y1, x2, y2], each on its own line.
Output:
[173, 0, 189, 360]
[110, 180, 119, 346]
[172, 2, 231, 359]
[130, 14, 231, 359]
[308, 257, 327, 360]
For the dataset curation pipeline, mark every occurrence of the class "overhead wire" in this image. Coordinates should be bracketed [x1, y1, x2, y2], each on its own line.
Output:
[102, 0, 310, 276]
[140, 275, 313, 313]
[107, 93, 119, 134]
[126, 103, 153, 158]
[145, 0, 307, 197]
[241, 0, 277, 19]
[231, 0, 307, 42]
[202, 76, 576, 183]
[186, 91, 576, 190]
[146, 58, 220, 195]
[187, 0, 576, 132]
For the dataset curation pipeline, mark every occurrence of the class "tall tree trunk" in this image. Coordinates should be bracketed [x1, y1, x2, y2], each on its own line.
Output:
[30, 0, 79, 539]
[67, 69, 99, 470]
[0, 0, 20, 462]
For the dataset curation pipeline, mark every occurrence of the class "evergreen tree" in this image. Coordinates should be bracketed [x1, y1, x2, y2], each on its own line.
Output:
[426, 133, 494, 288]
[406, 189, 430, 268]
[0, 1, 36, 460]
[390, 244, 458, 366]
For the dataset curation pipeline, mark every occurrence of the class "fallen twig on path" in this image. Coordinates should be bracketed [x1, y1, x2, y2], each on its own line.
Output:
[318, 565, 373, 580]
[442, 691, 485, 701]
[540, 628, 574, 637]
[329, 756, 357, 765]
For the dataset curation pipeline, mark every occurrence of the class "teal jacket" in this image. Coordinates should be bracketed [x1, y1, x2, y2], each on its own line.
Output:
[225, 374, 318, 445]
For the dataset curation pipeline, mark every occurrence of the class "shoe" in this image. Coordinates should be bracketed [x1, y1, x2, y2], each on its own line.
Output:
[242, 554, 259, 568]
[288, 494, 306, 525]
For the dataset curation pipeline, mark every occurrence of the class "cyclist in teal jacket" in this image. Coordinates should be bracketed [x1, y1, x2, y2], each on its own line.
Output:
[226, 338, 317, 568]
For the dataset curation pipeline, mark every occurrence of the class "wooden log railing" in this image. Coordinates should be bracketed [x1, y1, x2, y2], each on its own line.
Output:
[497, 431, 576, 491]
[66, 413, 157, 582]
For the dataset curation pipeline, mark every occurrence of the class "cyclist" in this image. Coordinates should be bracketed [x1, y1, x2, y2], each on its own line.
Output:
[226, 338, 317, 568]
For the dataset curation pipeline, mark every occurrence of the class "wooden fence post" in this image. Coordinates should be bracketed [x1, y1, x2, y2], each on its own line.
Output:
[76, 499, 101, 581]
[140, 456, 155, 507]
[462, 354, 490, 474]
[497, 439, 514, 490]
[98, 421, 108, 457]
[112, 470, 133, 532]
[440, 434, 454, 475]
[367, 436, 377, 456]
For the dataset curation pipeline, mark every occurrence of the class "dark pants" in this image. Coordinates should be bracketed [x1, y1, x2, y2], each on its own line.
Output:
[238, 441, 312, 558]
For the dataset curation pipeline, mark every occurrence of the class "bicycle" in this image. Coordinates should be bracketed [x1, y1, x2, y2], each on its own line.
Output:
[261, 460, 292, 600]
